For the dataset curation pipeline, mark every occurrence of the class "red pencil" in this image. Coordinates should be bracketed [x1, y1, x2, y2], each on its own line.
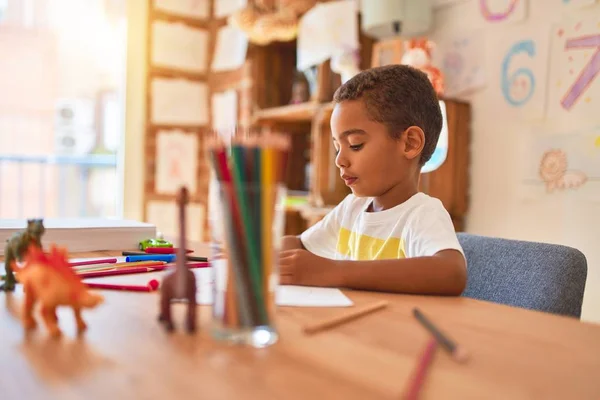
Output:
[145, 247, 193, 254]
[403, 339, 438, 400]
[69, 258, 118, 267]
[86, 279, 160, 292]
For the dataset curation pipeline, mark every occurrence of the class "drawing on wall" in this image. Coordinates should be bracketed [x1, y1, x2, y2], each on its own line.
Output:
[147, 200, 205, 242]
[496, 28, 550, 119]
[521, 126, 600, 201]
[211, 25, 248, 72]
[479, 0, 527, 24]
[547, 16, 600, 127]
[151, 21, 208, 73]
[154, 0, 209, 19]
[211, 90, 237, 141]
[151, 78, 208, 125]
[539, 149, 587, 192]
[562, 0, 596, 9]
[155, 130, 199, 195]
[297, 0, 359, 71]
[433, 30, 486, 97]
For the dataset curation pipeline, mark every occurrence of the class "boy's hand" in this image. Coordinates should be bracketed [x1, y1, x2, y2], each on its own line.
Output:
[279, 249, 343, 287]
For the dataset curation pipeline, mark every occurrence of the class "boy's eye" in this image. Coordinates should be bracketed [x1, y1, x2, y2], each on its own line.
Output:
[349, 144, 364, 151]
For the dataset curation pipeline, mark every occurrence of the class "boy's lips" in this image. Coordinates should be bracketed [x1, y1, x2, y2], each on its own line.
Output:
[341, 174, 358, 186]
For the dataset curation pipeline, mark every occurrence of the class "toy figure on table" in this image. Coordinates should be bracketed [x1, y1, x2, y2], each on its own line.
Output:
[158, 186, 197, 333]
[9, 244, 104, 337]
[401, 38, 444, 96]
[1, 218, 45, 292]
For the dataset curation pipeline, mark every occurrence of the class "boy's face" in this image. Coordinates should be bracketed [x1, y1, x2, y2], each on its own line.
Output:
[330, 99, 420, 198]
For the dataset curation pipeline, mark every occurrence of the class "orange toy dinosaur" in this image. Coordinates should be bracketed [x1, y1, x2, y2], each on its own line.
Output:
[10, 244, 104, 337]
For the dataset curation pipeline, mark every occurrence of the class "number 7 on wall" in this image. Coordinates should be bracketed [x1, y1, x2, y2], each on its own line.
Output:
[561, 34, 600, 110]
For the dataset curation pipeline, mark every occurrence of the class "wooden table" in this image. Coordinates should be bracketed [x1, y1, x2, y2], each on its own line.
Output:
[1, 249, 600, 400]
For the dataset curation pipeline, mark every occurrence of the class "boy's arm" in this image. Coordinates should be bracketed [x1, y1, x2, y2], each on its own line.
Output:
[279, 249, 466, 296]
[281, 235, 305, 251]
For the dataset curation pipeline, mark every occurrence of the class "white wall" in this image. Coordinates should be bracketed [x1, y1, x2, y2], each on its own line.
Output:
[430, 0, 600, 323]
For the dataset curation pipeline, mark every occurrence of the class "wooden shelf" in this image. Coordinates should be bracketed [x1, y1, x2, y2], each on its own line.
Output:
[252, 102, 323, 124]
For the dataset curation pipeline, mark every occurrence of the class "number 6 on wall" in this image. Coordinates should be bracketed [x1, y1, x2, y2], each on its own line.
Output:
[561, 34, 600, 110]
[501, 40, 536, 106]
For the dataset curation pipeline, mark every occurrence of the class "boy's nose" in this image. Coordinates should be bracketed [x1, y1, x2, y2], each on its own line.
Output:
[335, 151, 349, 168]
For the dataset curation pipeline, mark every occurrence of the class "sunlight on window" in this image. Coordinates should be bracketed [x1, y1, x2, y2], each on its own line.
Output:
[0, 0, 126, 219]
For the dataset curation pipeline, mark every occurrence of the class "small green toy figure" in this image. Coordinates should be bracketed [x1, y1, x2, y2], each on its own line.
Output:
[1, 219, 45, 292]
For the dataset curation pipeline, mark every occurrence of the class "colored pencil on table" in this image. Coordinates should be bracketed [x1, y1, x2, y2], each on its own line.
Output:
[121, 251, 208, 262]
[303, 301, 389, 335]
[86, 279, 160, 292]
[403, 339, 438, 400]
[79, 265, 166, 278]
[125, 254, 175, 263]
[145, 247, 194, 254]
[69, 258, 118, 267]
[412, 308, 469, 363]
[74, 260, 166, 272]
[77, 262, 208, 278]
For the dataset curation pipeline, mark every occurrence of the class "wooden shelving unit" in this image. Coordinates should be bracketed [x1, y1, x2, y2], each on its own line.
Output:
[209, 10, 471, 235]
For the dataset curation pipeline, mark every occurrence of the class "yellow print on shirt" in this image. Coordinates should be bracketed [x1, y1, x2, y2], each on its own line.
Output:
[336, 227, 406, 260]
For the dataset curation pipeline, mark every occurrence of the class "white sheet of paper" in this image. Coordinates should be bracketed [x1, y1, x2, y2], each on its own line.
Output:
[491, 26, 551, 121]
[152, 21, 208, 73]
[154, 0, 210, 19]
[519, 125, 600, 202]
[297, 0, 359, 71]
[211, 25, 248, 72]
[155, 129, 198, 194]
[151, 78, 208, 125]
[433, 29, 487, 97]
[214, 0, 247, 17]
[84, 268, 354, 307]
[146, 201, 205, 242]
[211, 90, 238, 134]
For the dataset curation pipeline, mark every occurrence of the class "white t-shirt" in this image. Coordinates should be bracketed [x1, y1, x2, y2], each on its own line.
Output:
[300, 192, 465, 262]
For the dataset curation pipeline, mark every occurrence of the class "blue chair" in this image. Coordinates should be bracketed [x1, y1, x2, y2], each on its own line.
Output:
[457, 233, 587, 318]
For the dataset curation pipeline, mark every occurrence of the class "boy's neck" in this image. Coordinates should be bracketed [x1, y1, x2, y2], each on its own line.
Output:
[370, 177, 419, 212]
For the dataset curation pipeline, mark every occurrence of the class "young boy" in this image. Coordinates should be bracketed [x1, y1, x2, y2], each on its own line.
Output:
[279, 64, 467, 296]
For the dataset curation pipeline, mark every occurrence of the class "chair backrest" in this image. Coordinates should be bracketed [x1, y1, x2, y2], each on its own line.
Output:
[457, 233, 587, 318]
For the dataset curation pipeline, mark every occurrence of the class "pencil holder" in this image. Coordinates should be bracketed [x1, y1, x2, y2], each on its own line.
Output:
[209, 181, 286, 347]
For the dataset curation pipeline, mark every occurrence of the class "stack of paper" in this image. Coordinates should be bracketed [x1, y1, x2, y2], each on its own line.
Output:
[0, 219, 156, 256]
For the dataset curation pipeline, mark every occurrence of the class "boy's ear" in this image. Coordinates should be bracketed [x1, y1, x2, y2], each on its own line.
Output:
[401, 126, 425, 161]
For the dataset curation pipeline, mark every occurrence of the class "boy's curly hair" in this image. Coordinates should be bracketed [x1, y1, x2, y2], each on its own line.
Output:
[333, 64, 443, 165]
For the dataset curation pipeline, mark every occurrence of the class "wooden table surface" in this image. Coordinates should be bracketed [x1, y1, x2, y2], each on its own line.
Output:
[1, 249, 600, 400]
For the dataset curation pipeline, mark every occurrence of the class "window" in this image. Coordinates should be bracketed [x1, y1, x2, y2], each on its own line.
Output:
[0, 0, 126, 219]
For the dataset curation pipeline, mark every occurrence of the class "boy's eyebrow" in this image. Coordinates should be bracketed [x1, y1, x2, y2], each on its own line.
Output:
[334, 129, 368, 140]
